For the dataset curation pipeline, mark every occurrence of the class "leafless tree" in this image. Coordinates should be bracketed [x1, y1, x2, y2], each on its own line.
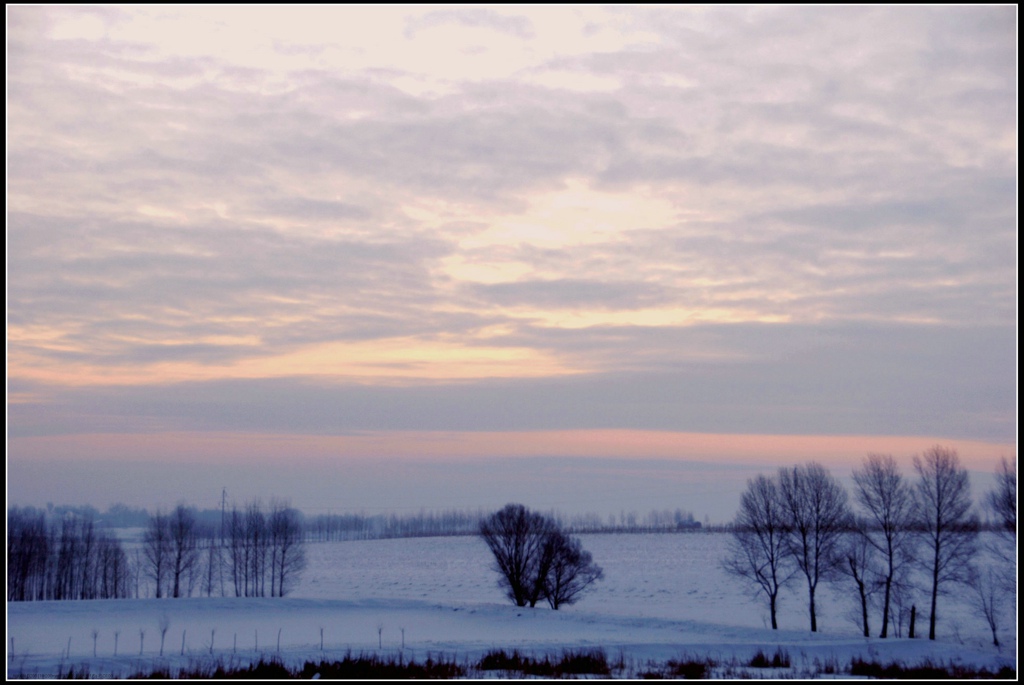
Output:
[169, 505, 200, 598]
[269, 501, 306, 597]
[54, 515, 97, 600]
[8, 508, 131, 602]
[887, 567, 916, 638]
[200, 526, 222, 597]
[974, 457, 1016, 648]
[778, 462, 851, 632]
[158, 614, 170, 656]
[984, 457, 1016, 595]
[227, 502, 265, 597]
[97, 532, 130, 599]
[228, 507, 245, 597]
[969, 565, 1003, 647]
[986, 456, 1016, 537]
[246, 502, 268, 597]
[838, 518, 880, 638]
[913, 445, 976, 641]
[541, 530, 603, 610]
[7, 508, 51, 601]
[480, 504, 558, 607]
[479, 504, 602, 610]
[144, 511, 171, 599]
[724, 474, 795, 629]
[223, 499, 306, 598]
[852, 453, 917, 638]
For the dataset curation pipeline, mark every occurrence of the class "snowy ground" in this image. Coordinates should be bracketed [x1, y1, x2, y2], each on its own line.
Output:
[7, 533, 1016, 678]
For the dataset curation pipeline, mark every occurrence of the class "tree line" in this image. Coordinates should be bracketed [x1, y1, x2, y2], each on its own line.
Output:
[8, 499, 306, 602]
[306, 508, 490, 541]
[725, 447, 1016, 644]
[306, 507, 702, 541]
[7, 509, 132, 601]
[224, 500, 306, 597]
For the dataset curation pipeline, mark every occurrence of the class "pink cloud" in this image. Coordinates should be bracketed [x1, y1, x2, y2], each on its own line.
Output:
[10, 429, 1012, 472]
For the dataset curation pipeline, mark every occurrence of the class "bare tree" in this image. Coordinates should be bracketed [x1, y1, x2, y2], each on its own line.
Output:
[969, 565, 1003, 647]
[8, 509, 132, 602]
[838, 518, 879, 638]
[158, 614, 170, 656]
[222, 499, 306, 598]
[724, 474, 794, 629]
[976, 457, 1016, 648]
[887, 568, 916, 638]
[144, 511, 171, 599]
[96, 532, 130, 599]
[778, 462, 851, 632]
[480, 504, 557, 607]
[477, 499, 552, 606]
[913, 445, 976, 641]
[269, 502, 306, 597]
[7, 508, 51, 601]
[985, 457, 1016, 589]
[169, 505, 200, 598]
[246, 502, 268, 597]
[541, 530, 603, 610]
[852, 453, 917, 638]
[227, 507, 245, 597]
[986, 456, 1016, 533]
[479, 504, 602, 610]
[200, 525, 222, 597]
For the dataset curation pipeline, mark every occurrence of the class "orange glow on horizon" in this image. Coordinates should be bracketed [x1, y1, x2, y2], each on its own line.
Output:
[9, 429, 1013, 473]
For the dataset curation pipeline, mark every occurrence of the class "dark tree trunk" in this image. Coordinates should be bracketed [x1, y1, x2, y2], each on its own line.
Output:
[880, 576, 892, 638]
[929, 551, 940, 640]
[808, 586, 817, 633]
[857, 579, 870, 638]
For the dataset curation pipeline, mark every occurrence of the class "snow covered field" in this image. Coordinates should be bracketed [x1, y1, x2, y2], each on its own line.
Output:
[7, 533, 1016, 678]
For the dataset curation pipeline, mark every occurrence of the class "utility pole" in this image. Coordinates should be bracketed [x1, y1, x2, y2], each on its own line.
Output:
[220, 488, 227, 545]
[219, 488, 228, 597]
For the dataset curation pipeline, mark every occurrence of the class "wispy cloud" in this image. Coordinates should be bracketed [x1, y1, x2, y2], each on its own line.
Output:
[7, 6, 1016, 463]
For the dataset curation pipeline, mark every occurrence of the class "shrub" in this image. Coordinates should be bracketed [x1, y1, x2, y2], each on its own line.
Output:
[749, 647, 790, 668]
[667, 656, 716, 679]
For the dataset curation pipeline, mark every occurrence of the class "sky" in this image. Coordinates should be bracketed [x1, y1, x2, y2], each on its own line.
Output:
[6, 6, 1017, 522]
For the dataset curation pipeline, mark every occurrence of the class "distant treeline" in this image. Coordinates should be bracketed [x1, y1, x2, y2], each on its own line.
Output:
[24, 502, 226, 531]
[306, 509, 487, 541]
[12, 503, 707, 541]
[305, 507, 703, 541]
[7, 500, 305, 603]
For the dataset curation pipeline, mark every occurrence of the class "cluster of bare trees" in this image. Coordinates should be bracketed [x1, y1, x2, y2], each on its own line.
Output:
[10, 497, 308, 603]
[974, 456, 1016, 647]
[7, 509, 131, 601]
[726, 446, 1016, 643]
[225, 500, 306, 598]
[142, 499, 305, 600]
[479, 504, 604, 610]
[144, 505, 211, 599]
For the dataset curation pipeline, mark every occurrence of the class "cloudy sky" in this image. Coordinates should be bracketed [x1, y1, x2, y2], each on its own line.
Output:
[7, 6, 1016, 521]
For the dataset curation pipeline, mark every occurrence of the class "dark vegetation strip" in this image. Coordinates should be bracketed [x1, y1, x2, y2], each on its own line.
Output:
[36, 651, 1017, 680]
[848, 657, 1015, 680]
